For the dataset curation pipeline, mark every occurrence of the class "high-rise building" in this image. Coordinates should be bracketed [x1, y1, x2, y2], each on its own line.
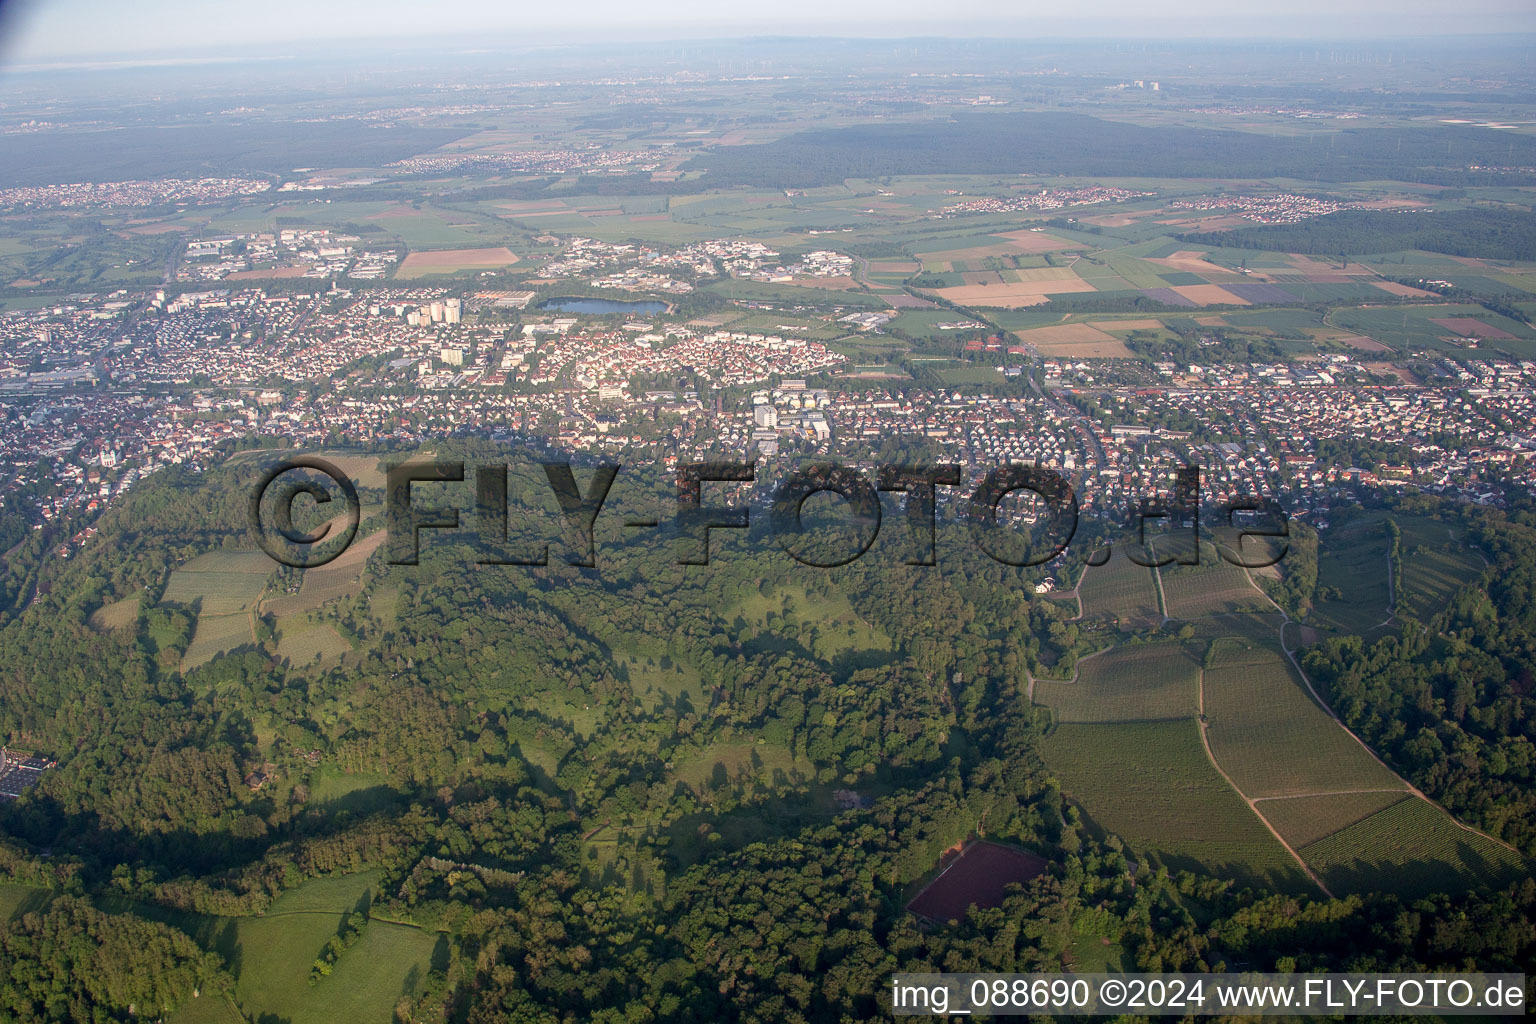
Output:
[445, 298, 462, 324]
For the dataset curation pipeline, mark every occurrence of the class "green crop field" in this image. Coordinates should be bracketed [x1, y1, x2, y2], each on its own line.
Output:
[1034, 643, 1200, 723]
[1300, 797, 1530, 898]
[1331, 304, 1536, 358]
[88, 594, 141, 632]
[161, 560, 271, 617]
[1255, 790, 1410, 849]
[1394, 516, 1482, 622]
[277, 624, 352, 667]
[1201, 640, 1403, 799]
[182, 613, 256, 671]
[1040, 719, 1305, 889]
[1076, 553, 1162, 631]
[1310, 517, 1394, 634]
[1159, 556, 1268, 622]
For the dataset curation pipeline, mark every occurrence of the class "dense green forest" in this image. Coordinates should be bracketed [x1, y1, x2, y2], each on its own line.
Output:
[688, 113, 1536, 188]
[1304, 502, 1536, 854]
[1182, 208, 1536, 261]
[0, 449, 1533, 1022]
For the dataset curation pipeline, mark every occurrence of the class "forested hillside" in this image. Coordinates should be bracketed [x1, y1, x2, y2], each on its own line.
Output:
[0, 447, 1532, 1022]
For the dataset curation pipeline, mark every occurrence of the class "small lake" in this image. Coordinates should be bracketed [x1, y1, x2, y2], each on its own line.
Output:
[537, 297, 669, 315]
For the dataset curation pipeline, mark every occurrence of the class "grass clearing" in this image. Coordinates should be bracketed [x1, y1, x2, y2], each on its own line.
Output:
[221, 872, 440, 1024]
[730, 584, 893, 662]
[0, 882, 49, 921]
[670, 739, 810, 794]
[166, 993, 247, 1024]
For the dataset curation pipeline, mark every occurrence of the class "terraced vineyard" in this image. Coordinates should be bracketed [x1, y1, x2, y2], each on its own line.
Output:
[87, 593, 141, 632]
[276, 624, 353, 667]
[263, 531, 385, 619]
[1201, 639, 1402, 799]
[1040, 719, 1306, 890]
[1301, 797, 1530, 898]
[1076, 552, 1162, 631]
[1034, 642, 1200, 723]
[1257, 790, 1411, 849]
[1160, 556, 1267, 623]
[1395, 516, 1482, 622]
[182, 612, 257, 670]
[1308, 517, 1393, 635]
[160, 551, 272, 615]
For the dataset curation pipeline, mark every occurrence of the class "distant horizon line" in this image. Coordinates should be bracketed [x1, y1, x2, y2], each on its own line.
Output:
[6, 30, 1536, 74]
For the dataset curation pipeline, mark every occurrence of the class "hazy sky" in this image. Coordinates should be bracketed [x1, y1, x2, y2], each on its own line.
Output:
[3, 0, 1534, 62]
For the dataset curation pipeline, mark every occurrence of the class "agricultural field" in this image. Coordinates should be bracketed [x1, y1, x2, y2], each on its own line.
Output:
[1394, 515, 1482, 622]
[395, 246, 520, 278]
[1075, 553, 1162, 631]
[1331, 304, 1536, 359]
[276, 624, 352, 667]
[1309, 517, 1394, 635]
[182, 612, 257, 671]
[1158, 556, 1270, 623]
[1200, 640, 1404, 800]
[264, 530, 386, 619]
[1299, 797, 1530, 898]
[1034, 642, 1200, 724]
[88, 593, 140, 632]
[1257, 790, 1412, 850]
[1010, 322, 1133, 358]
[160, 551, 273, 615]
[1040, 719, 1305, 889]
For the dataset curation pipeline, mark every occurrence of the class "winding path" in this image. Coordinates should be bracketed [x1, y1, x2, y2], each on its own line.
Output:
[1193, 664, 1335, 898]
[1241, 564, 1522, 857]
